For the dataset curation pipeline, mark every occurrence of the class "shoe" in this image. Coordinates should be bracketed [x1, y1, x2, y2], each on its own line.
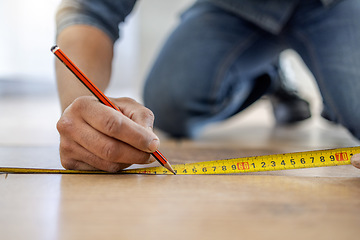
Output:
[268, 65, 311, 125]
[270, 88, 311, 125]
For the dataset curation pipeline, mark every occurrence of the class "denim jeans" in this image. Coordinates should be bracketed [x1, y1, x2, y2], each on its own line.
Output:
[143, 0, 360, 139]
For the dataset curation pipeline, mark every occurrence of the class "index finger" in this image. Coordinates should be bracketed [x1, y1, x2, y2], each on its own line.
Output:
[113, 97, 155, 129]
[78, 97, 160, 153]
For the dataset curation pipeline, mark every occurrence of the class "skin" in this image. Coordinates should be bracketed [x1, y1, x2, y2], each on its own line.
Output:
[56, 25, 360, 172]
[56, 25, 159, 172]
[351, 154, 360, 169]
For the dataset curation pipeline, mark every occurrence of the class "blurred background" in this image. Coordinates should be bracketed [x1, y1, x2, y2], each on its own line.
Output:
[1, 0, 351, 148]
[0, 0, 195, 145]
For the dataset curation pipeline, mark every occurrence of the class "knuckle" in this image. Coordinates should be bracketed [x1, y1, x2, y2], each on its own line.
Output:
[61, 158, 77, 170]
[56, 116, 74, 135]
[104, 114, 121, 135]
[142, 109, 155, 122]
[101, 141, 118, 161]
[59, 140, 73, 154]
[59, 142, 78, 170]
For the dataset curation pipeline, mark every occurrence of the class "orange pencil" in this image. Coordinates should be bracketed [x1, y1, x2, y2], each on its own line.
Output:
[51, 45, 175, 175]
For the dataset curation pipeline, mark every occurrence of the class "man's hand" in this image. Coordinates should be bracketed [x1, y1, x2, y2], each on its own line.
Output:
[54, 25, 158, 172]
[57, 96, 160, 172]
[351, 153, 360, 169]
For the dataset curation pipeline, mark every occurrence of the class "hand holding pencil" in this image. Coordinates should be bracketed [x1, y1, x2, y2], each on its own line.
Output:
[52, 45, 175, 174]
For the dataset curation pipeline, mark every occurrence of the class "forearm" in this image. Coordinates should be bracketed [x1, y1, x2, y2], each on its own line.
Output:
[53, 1, 159, 172]
[55, 25, 114, 112]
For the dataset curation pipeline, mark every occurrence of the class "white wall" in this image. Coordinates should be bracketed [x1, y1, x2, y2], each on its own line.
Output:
[0, 0, 193, 96]
[0, 0, 61, 81]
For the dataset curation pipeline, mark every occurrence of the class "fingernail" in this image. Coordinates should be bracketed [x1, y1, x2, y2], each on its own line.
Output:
[148, 138, 160, 152]
[351, 154, 360, 169]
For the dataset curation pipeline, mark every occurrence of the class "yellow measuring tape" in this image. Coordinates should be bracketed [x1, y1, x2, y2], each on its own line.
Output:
[1, 146, 359, 175]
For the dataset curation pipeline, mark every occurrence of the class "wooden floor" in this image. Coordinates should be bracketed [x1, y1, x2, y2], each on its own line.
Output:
[1, 82, 360, 240]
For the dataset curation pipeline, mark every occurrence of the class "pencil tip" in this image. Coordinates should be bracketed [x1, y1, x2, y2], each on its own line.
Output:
[163, 162, 176, 175]
[169, 167, 176, 175]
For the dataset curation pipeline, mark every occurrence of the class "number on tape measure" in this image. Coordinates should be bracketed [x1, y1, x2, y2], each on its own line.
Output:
[0, 146, 359, 175]
[123, 146, 360, 175]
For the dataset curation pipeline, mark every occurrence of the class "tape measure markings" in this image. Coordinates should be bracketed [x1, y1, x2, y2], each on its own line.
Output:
[1, 146, 359, 175]
[124, 146, 359, 175]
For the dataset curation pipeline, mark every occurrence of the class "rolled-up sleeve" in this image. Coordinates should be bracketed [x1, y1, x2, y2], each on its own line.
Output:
[56, 0, 137, 42]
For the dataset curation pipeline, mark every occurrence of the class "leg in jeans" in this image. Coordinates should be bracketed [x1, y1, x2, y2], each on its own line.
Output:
[143, 3, 286, 138]
[287, 0, 360, 139]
